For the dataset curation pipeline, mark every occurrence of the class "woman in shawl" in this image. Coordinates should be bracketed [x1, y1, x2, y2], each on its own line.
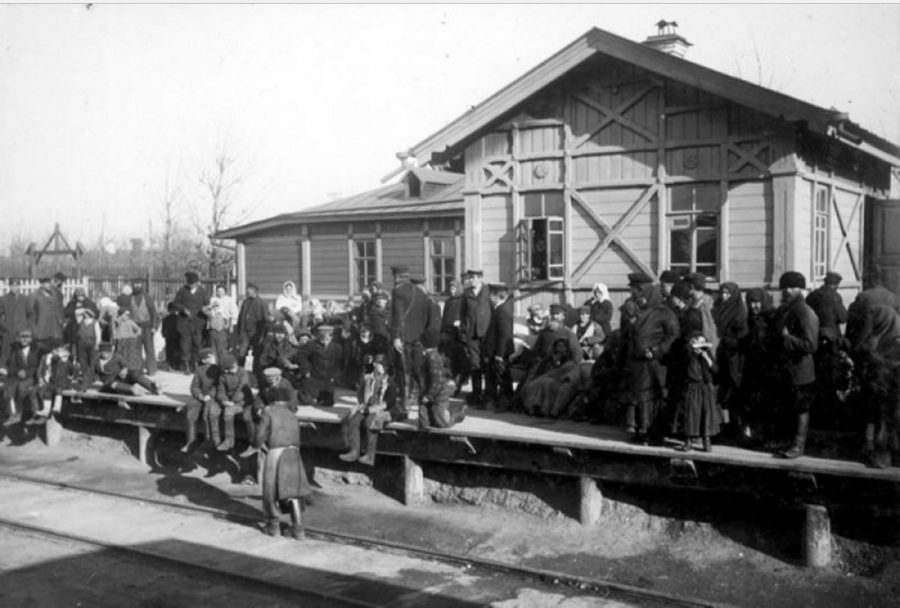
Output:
[713, 282, 749, 439]
[625, 283, 680, 445]
[275, 281, 304, 332]
[583, 283, 614, 339]
[573, 306, 605, 360]
[739, 288, 782, 445]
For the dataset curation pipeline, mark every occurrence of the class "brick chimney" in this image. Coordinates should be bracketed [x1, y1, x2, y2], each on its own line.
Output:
[642, 20, 692, 58]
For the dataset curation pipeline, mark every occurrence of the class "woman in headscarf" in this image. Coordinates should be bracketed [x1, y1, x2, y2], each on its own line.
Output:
[739, 288, 781, 445]
[713, 282, 749, 439]
[275, 281, 304, 331]
[583, 283, 614, 339]
[625, 283, 679, 445]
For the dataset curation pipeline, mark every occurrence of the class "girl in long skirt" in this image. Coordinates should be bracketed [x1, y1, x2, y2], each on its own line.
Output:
[676, 332, 722, 452]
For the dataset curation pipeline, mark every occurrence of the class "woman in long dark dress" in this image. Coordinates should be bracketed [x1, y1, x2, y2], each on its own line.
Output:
[739, 288, 782, 444]
[713, 282, 748, 438]
[675, 332, 721, 452]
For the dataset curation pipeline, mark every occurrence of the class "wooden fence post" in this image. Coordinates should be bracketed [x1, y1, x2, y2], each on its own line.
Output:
[804, 504, 832, 568]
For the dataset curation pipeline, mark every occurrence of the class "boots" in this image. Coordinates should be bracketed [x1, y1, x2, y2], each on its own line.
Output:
[339, 424, 361, 462]
[208, 411, 221, 448]
[264, 519, 280, 537]
[288, 498, 305, 540]
[357, 430, 379, 466]
[466, 371, 483, 406]
[780, 413, 809, 459]
[181, 410, 198, 453]
[217, 415, 235, 451]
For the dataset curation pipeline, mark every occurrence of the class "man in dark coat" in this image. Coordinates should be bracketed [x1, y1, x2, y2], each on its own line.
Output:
[173, 272, 210, 373]
[0, 278, 32, 364]
[775, 271, 819, 459]
[121, 279, 159, 375]
[439, 279, 468, 390]
[625, 283, 679, 445]
[805, 271, 848, 427]
[482, 282, 515, 411]
[389, 266, 430, 419]
[459, 269, 492, 405]
[1, 328, 41, 426]
[235, 283, 268, 369]
[31, 277, 64, 355]
[297, 324, 343, 407]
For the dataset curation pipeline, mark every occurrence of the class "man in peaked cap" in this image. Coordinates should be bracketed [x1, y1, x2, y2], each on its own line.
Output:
[173, 270, 210, 373]
[659, 269, 681, 300]
[389, 264, 430, 419]
[776, 271, 819, 459]
[482, 282, 515, 410]
[805, 270, 848, 429]
[459, 269, 491, 405]
[295, 323, 343, 407]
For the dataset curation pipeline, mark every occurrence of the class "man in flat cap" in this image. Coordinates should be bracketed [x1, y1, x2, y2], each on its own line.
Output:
[296, 324, 343, 407]
[389, 265, 431, 419]
[439, 278, 468, 393]
[236, 283, 268, 374]
[775, 271, 819, 459]
[32, 276, 64, 356]
[459, 270, 492, 406]
[482, 282, 515, 410]
[0, 277, 31, 366]
[659, 269, 681, 301]
[805, 271, 849, 425]
[173, 271, 210, 373]
[1, 328, 40, 426]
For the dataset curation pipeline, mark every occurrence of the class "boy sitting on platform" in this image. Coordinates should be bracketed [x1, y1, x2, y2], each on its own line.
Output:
[418, 347, 466, 430]
[212, 353, 256, 453]
[339, 353, 394, 466]
[34, 345, 78, 419]
[91, 342, 160, 400]
[260, 366, 297, 406]
[182, 348, 219, 453]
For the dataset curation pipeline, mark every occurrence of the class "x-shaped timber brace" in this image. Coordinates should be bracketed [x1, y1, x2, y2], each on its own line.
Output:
[830, 190, 863, 280]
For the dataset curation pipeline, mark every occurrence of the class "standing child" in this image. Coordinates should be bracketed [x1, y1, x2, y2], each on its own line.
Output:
[74, 309, 101, 384]
[675, 333, 721, 453]
[35, 345, 78, 418]
[114, 308, 144, 372]
[182, 348, 219, 453]
[252, 386, 312, 539]
[339, 354, 394, 466]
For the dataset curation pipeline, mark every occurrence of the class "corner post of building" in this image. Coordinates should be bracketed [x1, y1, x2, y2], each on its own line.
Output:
[657, 93, 668, 274]
[347, 223, 355, 297]
[453, 219, 462, 285]
[803, 503, 833, 569]
[403, 455, 425, 506]
[771, 171, 796, 280]
[561, 119, 574, 305]
[578, 476, 603, 526]
[422, 220, 431, 287]
[719, 142, 731, 281]
[236, 242, 247, 297]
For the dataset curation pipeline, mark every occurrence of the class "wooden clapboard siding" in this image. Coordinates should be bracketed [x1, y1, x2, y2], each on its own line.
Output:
[308, 233, 347, 297]
[480, 194, 514, 282]
[793, 178, 814, 274]
[381, 219, 426, 280]
[727, 180, 773, 285]
[244, 236, 301, 299]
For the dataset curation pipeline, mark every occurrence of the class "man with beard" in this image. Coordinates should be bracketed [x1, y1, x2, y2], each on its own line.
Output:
[173, 272, 210, 373]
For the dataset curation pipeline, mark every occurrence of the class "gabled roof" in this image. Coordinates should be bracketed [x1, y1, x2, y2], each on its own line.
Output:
[215, 172, 464, 240]
[395, 26, 900, 175]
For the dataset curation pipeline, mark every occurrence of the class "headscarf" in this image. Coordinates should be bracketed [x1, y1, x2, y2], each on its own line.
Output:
[867, 304, 900, 353]
[713, 282, 747, 333]
[592, 283, 610, 303]
[275, 281, 303, 315]
[637, 283, 662, 310]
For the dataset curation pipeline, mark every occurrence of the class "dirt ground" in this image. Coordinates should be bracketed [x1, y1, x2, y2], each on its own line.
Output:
[1, 422, 898, 608]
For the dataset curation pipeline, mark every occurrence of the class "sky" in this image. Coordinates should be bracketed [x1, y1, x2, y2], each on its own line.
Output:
[1, 3, 898, 254]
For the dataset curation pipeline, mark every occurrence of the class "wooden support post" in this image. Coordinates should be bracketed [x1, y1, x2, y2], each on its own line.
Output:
[43, 416, 63, 447]
[804, 504, 832, 568]
[403, 456, 425, 506]
[138, 426, 152, 466]
[579, 476, 602, 526]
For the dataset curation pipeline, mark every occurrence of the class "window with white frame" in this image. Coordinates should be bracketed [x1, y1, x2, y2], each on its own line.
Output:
[353, 239, 376, 293]
[813, 185, 829, 281]
[668, 183, 720, 280]
[518, 191, 565, 281]
[430, 237, 455, 294]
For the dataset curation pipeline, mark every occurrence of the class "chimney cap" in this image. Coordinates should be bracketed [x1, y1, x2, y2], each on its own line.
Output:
[642, 20, 692, 57]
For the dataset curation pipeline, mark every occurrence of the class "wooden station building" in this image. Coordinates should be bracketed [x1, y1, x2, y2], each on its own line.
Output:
[217, 24, 900, 309]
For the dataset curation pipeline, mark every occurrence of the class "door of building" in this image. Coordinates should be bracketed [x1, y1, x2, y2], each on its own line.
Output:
[865, 198, 900, 295]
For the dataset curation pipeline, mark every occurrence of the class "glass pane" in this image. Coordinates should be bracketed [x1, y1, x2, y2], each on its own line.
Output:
[549, 219, 564, 231]
[356, 241, 365, 257]
[670, 184, 694, 211]
[816, 189, 828, 213]
[549, 265, 564, 279]
[524, 193, 542, 217]
[696, 212, 718, 228]
[545, 191, 565, 216]
[670, 229, 691, 265]
[530, 218, 548, 280]
[696, 264, 717, 279]
[695, 184, 720, 212]
[549, 233, 563, 265]
[696, 229, 718, 265]
[445, 258, 454, 280]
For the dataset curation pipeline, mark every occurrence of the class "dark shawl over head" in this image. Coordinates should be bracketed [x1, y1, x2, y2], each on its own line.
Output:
[713, 282, 747, 334]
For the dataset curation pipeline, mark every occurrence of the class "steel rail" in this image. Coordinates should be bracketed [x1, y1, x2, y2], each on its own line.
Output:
[0, 471, 734, 608]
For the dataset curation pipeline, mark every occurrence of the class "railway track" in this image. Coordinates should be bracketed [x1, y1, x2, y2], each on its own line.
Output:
[0, 471, 733, 608]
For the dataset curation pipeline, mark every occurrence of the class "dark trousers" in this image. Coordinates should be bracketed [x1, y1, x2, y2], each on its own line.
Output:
[483, 355, 513, 403]
[75, 341, 95, 384]
[177, 316, 205, 371]
[237, 331, 262, 366]
[139, 324, 157, 375]
[208, 329, 230, 364]
[393, 342, 424, 410]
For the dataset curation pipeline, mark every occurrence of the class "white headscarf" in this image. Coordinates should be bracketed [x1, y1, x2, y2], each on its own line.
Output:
[592, 283, 610, 303]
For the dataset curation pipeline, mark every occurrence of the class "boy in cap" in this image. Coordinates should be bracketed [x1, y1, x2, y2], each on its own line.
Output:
[260, 366, 297, 406]
[340, 353, 394, 466]
[482, 282, 514, 410]
[775, 271, 819, 458]
[35, 344, 78, 419]
[1, 329, 41, 426]
[252, 385, 312, 539]
[297, 324, 342, 407]
[212, 353, 255, 452]
[182, 348, 219, 453]
[73, 308, 101, 383]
